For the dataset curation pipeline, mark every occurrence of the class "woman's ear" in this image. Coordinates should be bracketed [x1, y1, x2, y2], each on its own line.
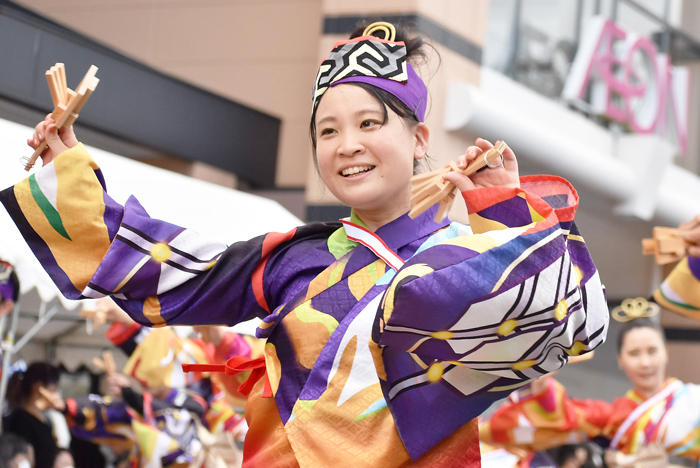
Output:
[413, 123, 430, 160]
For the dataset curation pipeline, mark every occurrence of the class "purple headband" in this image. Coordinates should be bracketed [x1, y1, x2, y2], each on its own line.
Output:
[312, 34, 428, 122]
[332, 63, 427, 122]
[0, 262, 16, 302]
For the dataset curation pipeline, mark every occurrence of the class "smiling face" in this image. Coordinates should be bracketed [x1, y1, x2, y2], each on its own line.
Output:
[314, 84, 428, 225]
[617, 326, 668, 397]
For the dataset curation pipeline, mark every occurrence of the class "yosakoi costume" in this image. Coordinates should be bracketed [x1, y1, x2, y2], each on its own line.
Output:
[0, 25, 609, 468]
[66, 326, 249, 467]
[60, 317, 249, 468]
[0, 261, 18, 365]
[107, 324, 250, 439]
[65, 394, 136, 458]
[0, 261, 18, 303]
[66, 390, 242, 467]
[654, 255, 700, 320]
[479, 377, 700, 463]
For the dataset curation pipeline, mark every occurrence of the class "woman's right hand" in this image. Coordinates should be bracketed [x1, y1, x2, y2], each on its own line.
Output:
[106, 372, 132, 399]
[97, 297, 135, 325]
[28, 114, 79, 166]
[38, 386, 66, 412]
[679, 215, 700, 257]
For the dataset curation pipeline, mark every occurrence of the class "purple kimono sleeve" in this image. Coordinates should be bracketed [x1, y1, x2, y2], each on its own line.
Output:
[374, 177, 609, 460]
[378, 177, 608, 376]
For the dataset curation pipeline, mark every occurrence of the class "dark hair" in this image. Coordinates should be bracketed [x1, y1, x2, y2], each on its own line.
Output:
[0, 433, 31, 468]
[546, 443, 603, 468]
[6, 362, 60, 409]
[617, 317, 664, 354]
[309, 20, 436, 168]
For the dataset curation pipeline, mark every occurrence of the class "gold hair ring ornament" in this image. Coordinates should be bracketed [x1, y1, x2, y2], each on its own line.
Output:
[409, 141, 508, 222]
[611, 297, 660, 322]
[362, 22, 397, 41]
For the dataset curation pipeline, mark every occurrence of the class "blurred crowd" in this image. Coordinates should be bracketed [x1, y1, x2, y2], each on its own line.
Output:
[0, 298, 258, 468]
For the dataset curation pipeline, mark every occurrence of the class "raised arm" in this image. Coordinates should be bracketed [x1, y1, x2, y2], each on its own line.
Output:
[378, 175, 608, 370]
[374, 174, 609, 457]
[654, 215, 700, 320]
[2, 136, 335, 328]
[479, 377, 613, 453]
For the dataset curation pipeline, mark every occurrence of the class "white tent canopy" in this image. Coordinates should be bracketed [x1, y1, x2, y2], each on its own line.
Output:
[0, 116, 302, 339]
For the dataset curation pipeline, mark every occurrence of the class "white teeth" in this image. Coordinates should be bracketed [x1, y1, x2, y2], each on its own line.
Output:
[341, 165, 374, 176]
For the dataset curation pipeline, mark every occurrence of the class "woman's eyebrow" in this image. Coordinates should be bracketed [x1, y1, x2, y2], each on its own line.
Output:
[317, 108, 382, 126]
[316, 115, 336, 126]
[355, 108, 382, 116]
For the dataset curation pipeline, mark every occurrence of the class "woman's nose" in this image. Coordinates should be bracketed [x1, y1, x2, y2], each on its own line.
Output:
[338, 131, 364, 156]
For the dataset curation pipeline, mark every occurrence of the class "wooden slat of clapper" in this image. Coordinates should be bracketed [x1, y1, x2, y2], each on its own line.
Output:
[24, 64, 99, 171]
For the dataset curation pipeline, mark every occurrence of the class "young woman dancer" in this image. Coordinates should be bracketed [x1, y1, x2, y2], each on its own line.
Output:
[2, 21, 608, 468]
[480, 315, 700, 466]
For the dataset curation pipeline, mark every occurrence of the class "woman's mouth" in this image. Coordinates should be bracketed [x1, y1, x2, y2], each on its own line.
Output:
[637, 372, 656, 380]
[340, 165, 375, 177]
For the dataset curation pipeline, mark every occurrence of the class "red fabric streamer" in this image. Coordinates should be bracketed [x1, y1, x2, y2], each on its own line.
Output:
[182, 355, 272, 398]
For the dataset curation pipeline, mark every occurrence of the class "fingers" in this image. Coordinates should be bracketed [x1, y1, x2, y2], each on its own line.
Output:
[681, 227, 700, 245]
[45, 123, 70, 155]
[107, 381, 123, 399]
[679, 215, 700, 232]
[482, 138, 518, 174]
[457, 137, 494, 169]
[460, 138, 514, 168]
[457, 145, 483, 170]
[106, 372, 131, 390]
[59, 124, 80, 149]
[28, 114, 78, 164]
[474, 137, 494, 151]
[40, 388, 65, 411]
[30, 119, 51, 149]
[453, 137, 520, 190]
[688, 246, 700, 257]
[442, 170, 476, 192]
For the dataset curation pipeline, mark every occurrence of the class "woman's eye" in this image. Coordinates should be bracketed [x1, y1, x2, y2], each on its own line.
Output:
[320, 128, 336, 136]
[361, 120, 378, 128]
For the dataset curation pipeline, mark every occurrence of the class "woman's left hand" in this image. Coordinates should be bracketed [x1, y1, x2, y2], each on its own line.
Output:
[679, 215, 700, 257]
[442, 138, 520, 192]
